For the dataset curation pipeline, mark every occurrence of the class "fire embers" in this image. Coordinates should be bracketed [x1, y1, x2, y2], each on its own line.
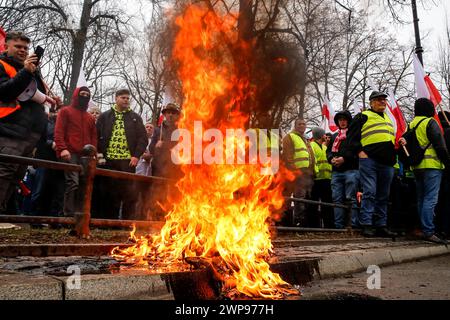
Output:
[112, 4, 299, 300]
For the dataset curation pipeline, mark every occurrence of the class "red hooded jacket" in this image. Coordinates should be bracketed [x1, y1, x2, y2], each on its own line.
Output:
[54, 87, 97, 156]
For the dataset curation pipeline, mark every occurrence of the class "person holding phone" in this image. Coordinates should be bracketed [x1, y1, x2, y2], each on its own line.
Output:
[0, 31, 60, 213]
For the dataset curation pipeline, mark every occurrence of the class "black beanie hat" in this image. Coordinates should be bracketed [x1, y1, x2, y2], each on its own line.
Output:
[78, 86, 90, 95]
[414, 98, 435, 118]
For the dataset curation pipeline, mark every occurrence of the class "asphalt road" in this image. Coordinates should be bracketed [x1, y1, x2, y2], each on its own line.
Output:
[301, 254, 450, 300]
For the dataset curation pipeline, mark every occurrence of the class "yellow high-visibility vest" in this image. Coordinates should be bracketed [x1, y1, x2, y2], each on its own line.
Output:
[409, 116, 444, 170]
[289, 133, 311, 169]
[311, 141, 332, 180]
[361, 110, 395, 147]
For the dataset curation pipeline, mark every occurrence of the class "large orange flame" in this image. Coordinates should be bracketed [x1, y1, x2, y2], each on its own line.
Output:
[112, 4, 298, 299]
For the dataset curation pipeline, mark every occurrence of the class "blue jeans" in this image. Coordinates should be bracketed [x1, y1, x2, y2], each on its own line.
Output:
[359, 158, 395, 227]
[415, 169, 443, 237]
[331, 170, 360, 229]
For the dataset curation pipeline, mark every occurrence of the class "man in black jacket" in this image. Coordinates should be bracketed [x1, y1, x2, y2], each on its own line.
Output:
[437, 111, 450, 239]
[345, 91, 397, 237]
[0, 31, 55, 213]
[96, 89, 147, 219]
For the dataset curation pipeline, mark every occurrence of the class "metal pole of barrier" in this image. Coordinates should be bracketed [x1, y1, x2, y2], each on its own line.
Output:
[74, 145, 97, 238]
[276, 227, 348, 233]
[0, 154, 82, 172]
[285, 196, 349, 209]
[95, 167, 174, 183]
[346, 201, 353, 229]
[0, 215, 165, 229]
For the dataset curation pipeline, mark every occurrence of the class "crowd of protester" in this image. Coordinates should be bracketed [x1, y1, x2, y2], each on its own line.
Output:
[1, 31, 449, 244]
[280, 92, 450, 244]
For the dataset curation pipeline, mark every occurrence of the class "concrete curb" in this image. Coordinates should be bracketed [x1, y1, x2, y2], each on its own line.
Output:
[1, 243, 448, 300]
[315, 243, 450, 279]
[59, 272, 173, 300]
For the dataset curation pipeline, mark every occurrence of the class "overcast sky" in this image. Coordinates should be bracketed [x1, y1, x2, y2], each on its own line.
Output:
[363, 0, 449, 69]
[122, 0, 449, 68]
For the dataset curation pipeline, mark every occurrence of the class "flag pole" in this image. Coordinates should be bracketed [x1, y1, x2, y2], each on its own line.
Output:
[411, 0, 424, 65]
[403, 145, 410, 157]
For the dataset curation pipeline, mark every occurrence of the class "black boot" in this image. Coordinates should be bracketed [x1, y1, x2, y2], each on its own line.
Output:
[376, 227, 397, 238]
[362, 226, 376, 237]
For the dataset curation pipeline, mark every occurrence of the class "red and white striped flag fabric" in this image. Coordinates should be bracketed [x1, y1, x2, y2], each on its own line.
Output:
[413, 53, 443, 129]
[0, 27, 6, 52]
[321, 96, 338, 133]
[386, 89, 407, 148]
[158, 114, 165, 126]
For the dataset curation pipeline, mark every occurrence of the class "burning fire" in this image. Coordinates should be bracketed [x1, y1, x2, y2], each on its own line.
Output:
[112, 4, 298, 299]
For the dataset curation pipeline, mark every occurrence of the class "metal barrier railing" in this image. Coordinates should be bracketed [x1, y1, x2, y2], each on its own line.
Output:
[0, 145, 354, 238]
[284, 196, 354, 230]
[0, 214, 164, 229]
[0, 145, 172, 238]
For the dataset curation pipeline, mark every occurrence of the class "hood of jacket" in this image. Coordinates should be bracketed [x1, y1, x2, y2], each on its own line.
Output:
[70, 86, 91, 112]
[334, 110, 352, 129]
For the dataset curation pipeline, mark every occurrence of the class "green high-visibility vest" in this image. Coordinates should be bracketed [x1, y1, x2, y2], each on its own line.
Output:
[289, 133, 311, 169]
[409, 116, 444, 170]
[311, 141, 332, 180]
[361, 110, 395, 147]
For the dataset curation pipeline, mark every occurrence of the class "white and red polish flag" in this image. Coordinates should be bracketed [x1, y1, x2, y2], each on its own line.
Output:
[386, 89, 407, 148]
[0, 27, 6, 52]
[413, 53, 443, 129]
[321, 96, 338, 133]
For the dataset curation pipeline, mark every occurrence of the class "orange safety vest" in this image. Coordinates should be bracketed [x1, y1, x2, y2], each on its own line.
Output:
[0, 59, 21, 118]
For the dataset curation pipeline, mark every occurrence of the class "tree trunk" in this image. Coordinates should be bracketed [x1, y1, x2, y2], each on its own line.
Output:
[67, 0, 92, 103]
[238, 0, 254, 42]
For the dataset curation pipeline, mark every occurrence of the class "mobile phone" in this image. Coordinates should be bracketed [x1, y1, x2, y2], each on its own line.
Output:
[34, 46, 45, 65]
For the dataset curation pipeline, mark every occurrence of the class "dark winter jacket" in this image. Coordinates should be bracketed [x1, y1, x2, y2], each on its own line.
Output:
[149, 121, 182, 178]
[419, 119, 450, 169]
[439, 112, 450, 153]
[0, 53, 47, 139]
[35, 116, 57, 161]
[325, 110, 358, 172]
[326, 133, 359, 172]
[54, 87, 97, 157]
[96, 107, 147, 159]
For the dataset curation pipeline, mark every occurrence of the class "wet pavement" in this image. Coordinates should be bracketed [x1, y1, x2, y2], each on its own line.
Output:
[301, 254, 450, 300]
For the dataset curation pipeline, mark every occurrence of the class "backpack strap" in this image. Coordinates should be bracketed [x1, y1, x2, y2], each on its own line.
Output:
[412, 118, 432, 150]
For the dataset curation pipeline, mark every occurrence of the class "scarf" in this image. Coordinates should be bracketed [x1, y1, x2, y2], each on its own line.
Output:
[332, 128, 348, 153]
